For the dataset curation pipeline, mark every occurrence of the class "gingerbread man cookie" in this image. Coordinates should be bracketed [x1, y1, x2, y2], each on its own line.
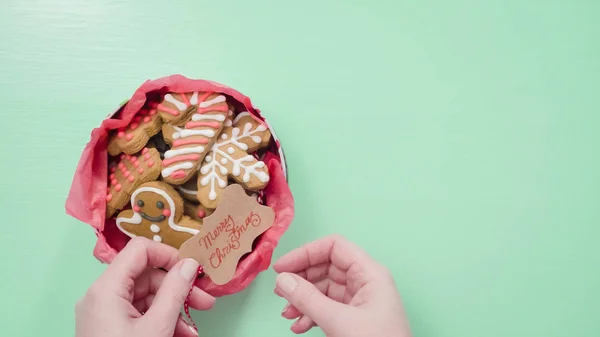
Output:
[197, 112, 271, 208]
[116, 181, 201, 249]
[108, 107, 163, 156]
[160, 92, 230, 185]
[106, 147, 162, 217]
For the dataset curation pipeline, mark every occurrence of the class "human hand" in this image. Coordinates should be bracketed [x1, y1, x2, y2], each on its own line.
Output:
[75, 237, 215, 337]
[273, 235, 412, 336]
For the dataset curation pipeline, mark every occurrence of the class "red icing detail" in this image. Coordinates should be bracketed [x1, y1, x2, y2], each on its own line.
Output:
[126, 134, 134, 141]
[127, 176, 135, 182]
[144, 153, 151, 160]
[162, 209, 171, 217]
[125, 154, 131, 160]
[131, 156, 138, 162]
[171, 170, 186, 179]
[197, 210, 206, 218]
[115, 184, 122, 192]
[117, 131, 125, 138]
[133, 161, 140, 168]
[149, 109, 157, 116]
[197, 105, 229, 114]
[133, 116, 142, 123]
[173, 138, 208, 147]
[180, 92, 191, 106]
[111, 179, 117, 185]
[142, 148, 149, 154]
[162, 154, 200, 167]
[157, 103, 179, 116]
[185, 121, 220, 129]
[109, 173, 115, 180]
[124, 171, 130, 177]
[119, 166, 126, 173]
[147, 160, 154, 167]
[143, 116, 151, 123]
[120, 154, 125, 160]
[106, 194, 112, 202]
[137, 168, 144, 174]
[118, 162, 124, 169]
[130, 123, 139, 130]
[133, 205, 140, 212]
[110, 166, 116, 173]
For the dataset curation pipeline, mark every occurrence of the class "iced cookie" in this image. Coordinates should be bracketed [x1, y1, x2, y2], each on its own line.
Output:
[106, 147, 161, 217]
[116, 181, 202, 249]
[175, 174, 200, 202]
[160, 92, 229, 185]
[183, 201, 214, 223]
[197, 112, 271, 208]
[108, 108, 163, 156]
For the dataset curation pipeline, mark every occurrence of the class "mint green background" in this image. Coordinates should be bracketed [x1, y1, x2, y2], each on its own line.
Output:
[1, 1, 599, 336]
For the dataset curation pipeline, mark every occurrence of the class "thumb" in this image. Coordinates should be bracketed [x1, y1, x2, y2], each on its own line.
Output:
[143, 259, 199, 332]
[275, 272, 344, 329]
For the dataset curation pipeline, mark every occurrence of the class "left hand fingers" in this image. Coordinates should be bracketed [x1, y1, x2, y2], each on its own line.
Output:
[98, 238, 180, 296]
[139, 267, 215, 311]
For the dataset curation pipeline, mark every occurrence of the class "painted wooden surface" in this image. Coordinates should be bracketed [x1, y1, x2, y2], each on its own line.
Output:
[1, 0, 599, 336]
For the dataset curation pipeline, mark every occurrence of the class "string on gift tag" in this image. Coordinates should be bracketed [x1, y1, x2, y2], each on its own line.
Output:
[181, 265, 204, 334]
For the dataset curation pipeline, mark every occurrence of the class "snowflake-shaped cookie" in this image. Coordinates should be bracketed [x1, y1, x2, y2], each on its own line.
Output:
[196, 112, 271, 208]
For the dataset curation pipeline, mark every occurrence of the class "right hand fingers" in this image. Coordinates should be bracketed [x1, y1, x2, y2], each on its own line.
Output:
[273, 234, 385, 288]
[275, 272, 346, 331]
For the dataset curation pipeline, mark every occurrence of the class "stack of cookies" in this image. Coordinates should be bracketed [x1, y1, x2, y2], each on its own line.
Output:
[104, 91, 272, 249]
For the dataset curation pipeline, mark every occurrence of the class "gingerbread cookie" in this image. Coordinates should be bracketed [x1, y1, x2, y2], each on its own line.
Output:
[160, 92, 229, 185]
[106, 147, 161, 217]
[108, 108, 163, 155]
[175, 174, 200, 202]
[183, 201, 214, 223]
[197, 112, 271, 208]
[116, 181, 202, 249]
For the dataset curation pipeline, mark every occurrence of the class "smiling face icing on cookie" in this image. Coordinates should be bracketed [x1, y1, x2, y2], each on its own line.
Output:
[133, 190, 171, 223]
[116, 182, 201, 249]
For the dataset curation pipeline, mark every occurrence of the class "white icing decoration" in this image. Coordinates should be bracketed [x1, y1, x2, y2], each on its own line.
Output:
[221, 134, 227, 139]
[224, 110, 233, 127]
[189, 92, 198, 105]
[171, 125, 215, 139]
[232, 111, 251, 124]
[150, 224, 160, 233]
[177, 185, 196, 195]
[116, 186, 200, 238]
[162, 162, 194, 177]
[174, 128, 215, 139]
[164, 94, 188, 111]
[191, 113, 226, 122]
[153, 235, 162, 242]
[164, 146, 204, 159]
[198, 119, 270, 200]
[199, 95, 226, 108]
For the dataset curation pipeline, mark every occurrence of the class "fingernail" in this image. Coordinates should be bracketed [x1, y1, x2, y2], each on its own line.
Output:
[276, 273, 298, 294]
[180, 259, 199, 281]
[282, 303, 290, 315]
[188, 325, 198, 336]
